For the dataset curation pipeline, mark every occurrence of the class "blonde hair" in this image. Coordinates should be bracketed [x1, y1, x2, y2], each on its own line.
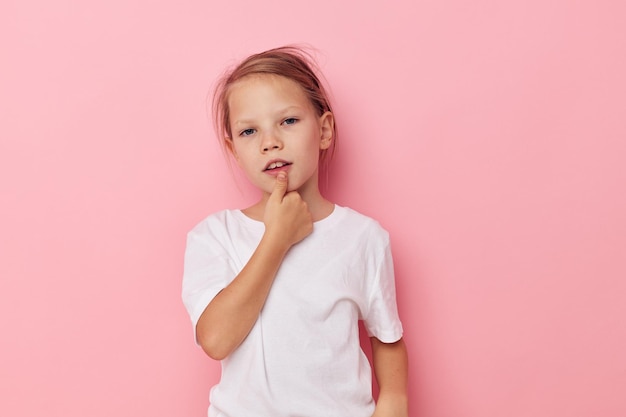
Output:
[212, 46, 337, 169]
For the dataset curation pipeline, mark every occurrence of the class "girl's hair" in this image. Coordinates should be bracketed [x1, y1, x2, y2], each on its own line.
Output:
[212, 46, 337, 169]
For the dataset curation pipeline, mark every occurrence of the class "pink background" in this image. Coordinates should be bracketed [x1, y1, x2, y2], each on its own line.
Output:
[2, 0, 625, 416]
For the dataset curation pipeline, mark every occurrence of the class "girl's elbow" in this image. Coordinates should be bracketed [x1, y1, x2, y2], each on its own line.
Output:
[203, 345, 228, 361]
[198, 331, 231, 360]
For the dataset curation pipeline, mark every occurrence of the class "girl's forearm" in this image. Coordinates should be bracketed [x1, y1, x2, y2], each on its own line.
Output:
[371, 337, 409, 417]
[196, 174, 313, 360]
[195, 232, 290, 360]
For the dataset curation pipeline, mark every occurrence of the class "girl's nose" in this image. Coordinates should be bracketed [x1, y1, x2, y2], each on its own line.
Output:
[261, 132, 282, 152]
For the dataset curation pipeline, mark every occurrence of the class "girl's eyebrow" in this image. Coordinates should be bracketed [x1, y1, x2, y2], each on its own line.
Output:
[232, 118, 255, 127]
[278, 105, 303, 113]
[232, 106, 304, 127]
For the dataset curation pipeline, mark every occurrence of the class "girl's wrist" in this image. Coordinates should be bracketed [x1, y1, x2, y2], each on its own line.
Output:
[374, 394, 409, 417]
[261, 229, 292, 254]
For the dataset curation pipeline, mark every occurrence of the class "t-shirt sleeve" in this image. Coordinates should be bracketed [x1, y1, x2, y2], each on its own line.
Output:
[362, 236, 404, 343]
[181, 223, 235, 344]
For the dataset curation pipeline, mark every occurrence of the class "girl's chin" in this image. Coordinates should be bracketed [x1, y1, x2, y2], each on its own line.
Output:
[248, 175, 311, 195]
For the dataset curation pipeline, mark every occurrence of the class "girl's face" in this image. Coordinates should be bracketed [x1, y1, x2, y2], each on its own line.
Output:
[227, 74, 333, 197]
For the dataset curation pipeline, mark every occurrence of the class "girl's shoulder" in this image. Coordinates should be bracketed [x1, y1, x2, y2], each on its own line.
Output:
[187, 209, 263, 237]
[188, 208, 232, 230]
[331, 205, 390, 241]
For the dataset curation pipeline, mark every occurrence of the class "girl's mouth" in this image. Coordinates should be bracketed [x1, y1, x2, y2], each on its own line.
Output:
[264, 161, 292, 171]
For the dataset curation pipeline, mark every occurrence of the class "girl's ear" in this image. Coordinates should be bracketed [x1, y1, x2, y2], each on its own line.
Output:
[319, 111, 334, 150]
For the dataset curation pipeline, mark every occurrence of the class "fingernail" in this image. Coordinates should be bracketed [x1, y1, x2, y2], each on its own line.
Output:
[277, 172, 286, 180]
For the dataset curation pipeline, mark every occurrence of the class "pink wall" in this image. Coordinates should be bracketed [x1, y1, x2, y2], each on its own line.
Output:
[2, 1, 625, 416]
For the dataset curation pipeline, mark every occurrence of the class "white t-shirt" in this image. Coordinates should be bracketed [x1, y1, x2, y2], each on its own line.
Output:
[182, 205, 403, 417]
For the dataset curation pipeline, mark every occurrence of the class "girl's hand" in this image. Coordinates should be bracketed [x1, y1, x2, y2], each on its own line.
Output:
[263, 172, 313, 248]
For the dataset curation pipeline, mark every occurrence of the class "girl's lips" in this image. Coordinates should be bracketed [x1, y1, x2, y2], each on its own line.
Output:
[264, 164, 292, 176]
[263, 160, 292, 175]
[264, 159, 291, 170]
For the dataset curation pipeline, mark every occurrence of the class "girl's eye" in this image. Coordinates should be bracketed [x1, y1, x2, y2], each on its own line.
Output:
[240, 128, 256, 137]
[282, 118, 298, 126]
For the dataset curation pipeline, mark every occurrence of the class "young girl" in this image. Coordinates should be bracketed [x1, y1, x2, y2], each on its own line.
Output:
[182, 46, 408, 417]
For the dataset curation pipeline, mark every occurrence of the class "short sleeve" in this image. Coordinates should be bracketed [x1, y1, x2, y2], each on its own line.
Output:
[181, 223, 236, 344]
[362, 237, 404, 343]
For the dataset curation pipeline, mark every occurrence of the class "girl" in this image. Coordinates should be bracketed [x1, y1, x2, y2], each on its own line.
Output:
[182, 46, 408, 417]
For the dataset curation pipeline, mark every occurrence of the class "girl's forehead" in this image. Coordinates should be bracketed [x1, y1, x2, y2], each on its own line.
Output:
[229, 74, 306, 99]
[227, 74, 311, 110]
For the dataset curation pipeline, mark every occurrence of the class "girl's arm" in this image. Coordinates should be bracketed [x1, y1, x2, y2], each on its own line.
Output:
[196, 172, 312, 360]
[371, 337, 409, 417]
